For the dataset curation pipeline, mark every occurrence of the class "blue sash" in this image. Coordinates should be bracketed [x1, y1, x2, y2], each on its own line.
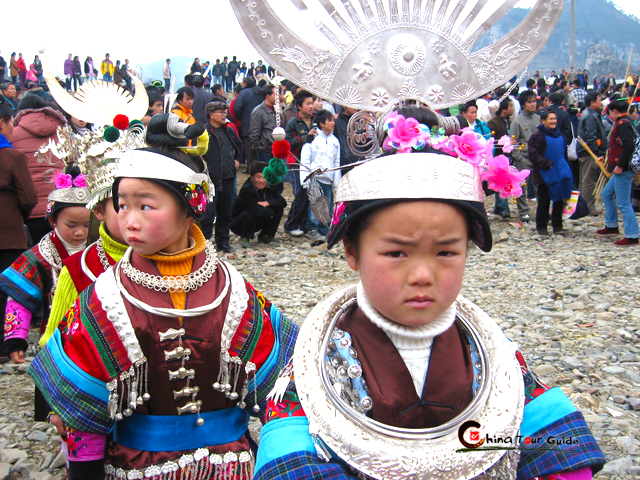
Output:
[113, 408, 249, 452]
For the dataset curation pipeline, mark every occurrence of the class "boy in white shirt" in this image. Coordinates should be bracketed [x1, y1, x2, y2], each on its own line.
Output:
[301, 109, 341, 240]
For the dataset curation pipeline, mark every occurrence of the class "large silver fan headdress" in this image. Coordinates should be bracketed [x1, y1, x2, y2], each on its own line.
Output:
[231, 0, 564, 111]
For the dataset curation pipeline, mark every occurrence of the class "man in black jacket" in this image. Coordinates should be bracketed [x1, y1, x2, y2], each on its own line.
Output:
[231, 162, 287, 247]
[202, 102, 245, 251]
[283, 90, 316, 236]
[227, 56, 240, 92]
[191, 74, 214, 124]
[577, 91, 607, 215]
[233, 76, 263, 172]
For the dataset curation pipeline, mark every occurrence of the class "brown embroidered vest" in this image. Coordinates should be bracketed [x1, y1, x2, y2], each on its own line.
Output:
[107, 251, 250, 469]
[337, 306, 473, 428]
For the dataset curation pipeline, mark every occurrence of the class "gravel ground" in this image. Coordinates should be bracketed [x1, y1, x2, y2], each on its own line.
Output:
[1, 179, 639, 479]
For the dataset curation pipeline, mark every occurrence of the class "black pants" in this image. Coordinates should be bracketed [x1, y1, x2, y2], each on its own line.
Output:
[242, 136, 255, 171]
[284, 168, 309, 232]
[535, 183, 564, 230]
[215, 177, 237, 248]
[0, 249, 26, 356]
[231, 209, 283, 239]
[164, 78, 171, 90]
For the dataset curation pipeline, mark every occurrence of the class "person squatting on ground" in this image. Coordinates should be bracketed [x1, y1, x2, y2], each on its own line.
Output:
[28, 114, 298, 479]
[528, 109, 574, 236]
[596, 99, 640, 246]
[252, 106, 605, 480]
[231, 162, 286, 248]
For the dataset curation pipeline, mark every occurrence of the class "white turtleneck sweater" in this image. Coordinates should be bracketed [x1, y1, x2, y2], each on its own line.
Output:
[356, 282, 456, 396]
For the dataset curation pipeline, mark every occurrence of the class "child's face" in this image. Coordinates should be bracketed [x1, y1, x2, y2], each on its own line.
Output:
[344, 201, 468, 327]
[52, 206, 90, 247]
[320, 117, 335, 135]
[95, 199, 125, 244]
[117, 178, 194, 255]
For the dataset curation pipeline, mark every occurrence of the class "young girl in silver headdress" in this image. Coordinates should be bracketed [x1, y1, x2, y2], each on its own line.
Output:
[1, 166, 90, 418]
[253, 106, 605, 480]
[29, 113, 298, 480]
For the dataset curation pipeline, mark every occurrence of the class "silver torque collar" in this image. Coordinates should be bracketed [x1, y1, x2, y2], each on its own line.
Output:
[294, 284, 525, 480]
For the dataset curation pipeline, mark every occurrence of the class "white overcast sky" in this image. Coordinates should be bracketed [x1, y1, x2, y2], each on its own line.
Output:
[1, 0, 638, 77]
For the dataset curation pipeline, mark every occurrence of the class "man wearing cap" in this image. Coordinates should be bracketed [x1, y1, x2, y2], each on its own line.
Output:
[202, 102, 245, 251]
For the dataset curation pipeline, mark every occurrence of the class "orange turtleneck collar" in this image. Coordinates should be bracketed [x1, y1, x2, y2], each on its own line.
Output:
[141, 225, 207, 318]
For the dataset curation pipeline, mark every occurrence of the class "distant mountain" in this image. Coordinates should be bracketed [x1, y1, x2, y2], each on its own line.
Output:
[476, 0, 640, 79]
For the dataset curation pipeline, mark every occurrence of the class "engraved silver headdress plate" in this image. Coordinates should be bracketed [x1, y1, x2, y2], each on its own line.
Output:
[294, 284, 525, 480]
[231, 0, 564, 111]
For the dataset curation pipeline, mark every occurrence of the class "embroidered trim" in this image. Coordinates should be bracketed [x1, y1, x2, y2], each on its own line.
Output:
[104, 449, 254, 480]
[38, 232, 63, 294]
[95, 269, 150, 421]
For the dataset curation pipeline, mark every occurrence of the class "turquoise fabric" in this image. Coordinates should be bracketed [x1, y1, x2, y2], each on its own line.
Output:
[520, 387, 576, 439]
[256, 417, 316, 472]
[113, 408, 249, 452]
[3, 267, 43, 304]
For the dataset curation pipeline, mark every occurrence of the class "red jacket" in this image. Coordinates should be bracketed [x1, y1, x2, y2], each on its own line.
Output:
[12, 107, 67, 219]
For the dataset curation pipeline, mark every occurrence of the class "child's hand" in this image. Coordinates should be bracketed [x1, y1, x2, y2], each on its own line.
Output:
[49, 414, 66, 438]
[10, 351, 25, 364]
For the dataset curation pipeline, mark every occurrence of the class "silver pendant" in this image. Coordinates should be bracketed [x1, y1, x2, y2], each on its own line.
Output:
[177, 400, 202, 415]
[164, 346, 192, 361]
[173, 385, 200, 399]
[159, 327, 185, 342]
[168, 368, 195, 381]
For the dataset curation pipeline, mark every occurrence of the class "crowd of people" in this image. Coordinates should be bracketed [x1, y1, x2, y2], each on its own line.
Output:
[451, 68, 640, 246]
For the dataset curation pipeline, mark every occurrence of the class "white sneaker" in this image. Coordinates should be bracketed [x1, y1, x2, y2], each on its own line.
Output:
[286, 229, 304, 237]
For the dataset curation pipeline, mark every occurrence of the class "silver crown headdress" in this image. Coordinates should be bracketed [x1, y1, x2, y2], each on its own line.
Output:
[231, 0, 564, 111]
[40, 63, 149, 209]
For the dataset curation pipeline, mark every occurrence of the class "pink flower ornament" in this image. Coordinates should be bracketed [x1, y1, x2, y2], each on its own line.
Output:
[53, 172, 73, 189]
[385, 114, 430, 153]
[482, 155, 530, 198]
[498, 135, 515, 154]
[72, 174, 87, 188]
[448, 128, 488, 166]
[332, 202, 346, 225]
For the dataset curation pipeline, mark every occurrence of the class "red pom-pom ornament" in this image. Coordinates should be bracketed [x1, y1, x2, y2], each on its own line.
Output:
[272, 140, 291, 160]
[113, 114, 130, 130]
